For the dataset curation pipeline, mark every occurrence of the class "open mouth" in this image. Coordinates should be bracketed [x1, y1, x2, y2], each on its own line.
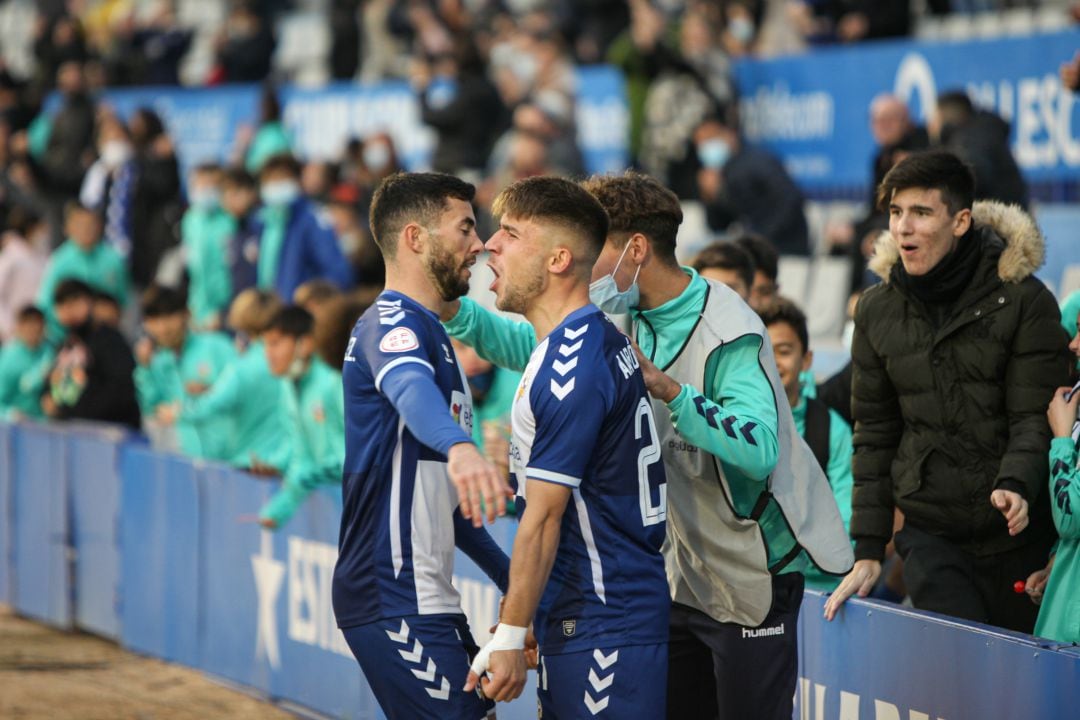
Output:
[488, 261, 501, 292]
[900, 243, 918, 254]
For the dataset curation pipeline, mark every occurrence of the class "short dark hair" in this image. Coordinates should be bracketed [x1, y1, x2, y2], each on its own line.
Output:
[935, 90, 975, 127]
[580, 172, 682, 264]
[16, 305, 44, 323]
[693, 241, 755, 292]
[759, 296, 809, 354]
[492, 176, 610, 266]
[260, 153, 302, 179]
[293, 279, 341, 307]
[54, 279, 95, 305]
[192, 162, 222, 176]
[266, 305, 315, 338]
[733, 234, 778, 282]
[368, 172, 476, 260]
[222, 166, 256, 190]
[64, 201, 102, 223]
[93, 290, 120, 308]
[141, 284, 188, 318]
[877, 150, 975, 215]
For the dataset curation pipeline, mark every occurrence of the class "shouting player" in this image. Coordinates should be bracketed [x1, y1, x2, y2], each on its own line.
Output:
[332, 172, 513, 720]
[465, 176, 670, 718]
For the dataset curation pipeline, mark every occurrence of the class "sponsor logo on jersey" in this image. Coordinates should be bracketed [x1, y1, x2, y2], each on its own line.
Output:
[379, 327, 419, 353]
[450, 390, 472, 433]
[312, 403, 325, 423]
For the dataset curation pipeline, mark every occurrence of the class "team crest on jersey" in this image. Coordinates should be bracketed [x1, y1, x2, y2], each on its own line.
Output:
[311, 403, 325, 423]
[561, 619, 576, 637]
[198, 362, 211, 378]
[379, 327, 419, 353]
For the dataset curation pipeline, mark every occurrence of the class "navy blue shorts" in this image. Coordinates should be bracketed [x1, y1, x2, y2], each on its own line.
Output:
[343, 614, 495, 720]
[537, 643, 667, 719]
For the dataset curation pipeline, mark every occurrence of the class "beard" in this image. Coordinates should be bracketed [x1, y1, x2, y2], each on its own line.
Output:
[422, 233, 471, 302]
[494, 255, 545, 315]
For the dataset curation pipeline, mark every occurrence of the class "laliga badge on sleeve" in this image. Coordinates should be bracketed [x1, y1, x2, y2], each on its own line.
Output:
[379, 327, 419, 353]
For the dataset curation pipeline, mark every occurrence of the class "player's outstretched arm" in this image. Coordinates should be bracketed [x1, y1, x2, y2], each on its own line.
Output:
[466, 478, 570, 702]
[453, 510, 511, 593]
[381, 363, 511, 526]
[442, 297, 536, 372]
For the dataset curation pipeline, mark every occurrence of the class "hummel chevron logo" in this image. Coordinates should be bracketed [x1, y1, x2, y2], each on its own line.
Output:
[584, 692, 609, 715]
[721, 415, 737, 438]
[551, 378, 576, 400]
[739, 421, 758, 446]
[1053, 460, 1071, 477]
[379, 312, 405, 325]
[398, 639, 424, 663]
[588, 668, 614, 692]
[564, 324, 588, 340]
[385, 619, 410, 644]
[693, 396, 720, 428]
[411, 658, 437, 682]
[558, 340, 583, 357]
[592, 649, 619, 670]
[552, 357, 578, 376]
[426, 676, 450, 700]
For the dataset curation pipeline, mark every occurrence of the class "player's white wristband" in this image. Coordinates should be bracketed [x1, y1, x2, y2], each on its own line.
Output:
[469, 623, 528, 678]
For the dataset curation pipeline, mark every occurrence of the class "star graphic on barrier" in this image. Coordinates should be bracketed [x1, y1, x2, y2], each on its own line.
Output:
[251, 529, 285, 670]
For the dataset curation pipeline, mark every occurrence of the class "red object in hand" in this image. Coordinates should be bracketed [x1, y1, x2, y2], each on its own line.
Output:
[1013, 580, 1026, 594]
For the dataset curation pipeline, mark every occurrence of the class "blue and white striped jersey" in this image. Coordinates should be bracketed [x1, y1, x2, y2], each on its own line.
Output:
[332, 290, 475, 629]
[510, 304, 669, 654]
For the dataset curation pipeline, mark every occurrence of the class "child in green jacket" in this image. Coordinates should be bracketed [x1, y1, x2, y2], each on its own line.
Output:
[258, 305, 344, 529]
[0, 306, 53, 420]
[134, 285, 236, 459]
[1037, 313, 1080, 644]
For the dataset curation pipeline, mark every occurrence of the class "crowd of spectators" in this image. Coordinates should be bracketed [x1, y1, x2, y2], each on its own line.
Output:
[0, 0, 1079, 653]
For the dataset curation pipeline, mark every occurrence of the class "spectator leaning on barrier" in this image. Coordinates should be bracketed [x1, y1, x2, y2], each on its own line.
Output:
[1038, 314, 1080, 644]
[43, 279, 140, 429]
[825, 151, 1070, 633]
[182, 163, 235, 330]
[256, 154, 354, 301]
[0, 306, 53, 421]
[761, 297, 854, 593]
[134, 285, 236, 461]
[160, 288, 291, 475]
[257, 306, 345, 530]
[691, 239, 756, 302]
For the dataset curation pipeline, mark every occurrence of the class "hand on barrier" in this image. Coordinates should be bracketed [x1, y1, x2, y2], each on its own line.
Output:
[447, 442, 512, 528]
[465, 623, 528, 703]
[990, 489, 1028, 537]
[823, 559, 882, 621]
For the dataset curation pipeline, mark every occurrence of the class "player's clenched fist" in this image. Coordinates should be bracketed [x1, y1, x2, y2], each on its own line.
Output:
[465, 624, 528, 702]
[448, 442, 513, 527]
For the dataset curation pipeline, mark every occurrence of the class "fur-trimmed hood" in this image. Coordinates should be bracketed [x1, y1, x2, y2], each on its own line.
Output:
[868, 201, 1044, 284]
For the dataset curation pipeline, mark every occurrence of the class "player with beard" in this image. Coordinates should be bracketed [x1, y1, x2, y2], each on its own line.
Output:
[333, 172, 514, 720]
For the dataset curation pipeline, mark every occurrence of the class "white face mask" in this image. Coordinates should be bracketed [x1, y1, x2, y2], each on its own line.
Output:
[261, 180, 300, 207]
[100, 140, 133, 169]
[589, 241, 641, 315]
[362, 142, 391, 172]
[286, 353, 309, 380]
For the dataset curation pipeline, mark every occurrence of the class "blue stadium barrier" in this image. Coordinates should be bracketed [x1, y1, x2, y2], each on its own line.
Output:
[119, 446, 201, 666]
[0, 422, 11, 605]
[797, 591, 1080, 719]
[12, 423, 71, 628]
[68, 424, 126, 639]
[4, 421, 1080, 719]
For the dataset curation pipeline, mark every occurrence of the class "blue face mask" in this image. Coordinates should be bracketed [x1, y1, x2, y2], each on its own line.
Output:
[697, 138, 732, 169]
[589, 241, 641, 315]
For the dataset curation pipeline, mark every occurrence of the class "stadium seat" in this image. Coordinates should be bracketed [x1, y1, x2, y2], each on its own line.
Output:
[804, 256, 851, 341]
[777, 255, 811, 308]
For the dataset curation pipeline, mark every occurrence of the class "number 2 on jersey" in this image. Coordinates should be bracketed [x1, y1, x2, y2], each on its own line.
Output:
[635, 397, 667, 526]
